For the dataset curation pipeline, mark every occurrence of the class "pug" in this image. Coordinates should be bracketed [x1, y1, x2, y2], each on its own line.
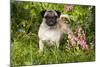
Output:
[38, 10, 69, 52]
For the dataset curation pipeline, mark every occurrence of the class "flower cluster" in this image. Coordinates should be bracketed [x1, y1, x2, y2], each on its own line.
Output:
[66, 25, 88, 50]
[64, 4, 74, 12]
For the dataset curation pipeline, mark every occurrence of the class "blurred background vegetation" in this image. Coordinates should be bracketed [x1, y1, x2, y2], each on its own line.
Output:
[11, 1, 95, 66]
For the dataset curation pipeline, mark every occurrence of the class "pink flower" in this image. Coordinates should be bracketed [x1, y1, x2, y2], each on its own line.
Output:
[64, 4, 74, 12]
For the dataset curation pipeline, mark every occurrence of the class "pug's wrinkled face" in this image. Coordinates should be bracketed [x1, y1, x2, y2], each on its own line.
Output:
[41, 10, 61, 26]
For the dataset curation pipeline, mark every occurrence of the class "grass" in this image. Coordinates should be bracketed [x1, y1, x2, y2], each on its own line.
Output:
[10, 32, 95, 66]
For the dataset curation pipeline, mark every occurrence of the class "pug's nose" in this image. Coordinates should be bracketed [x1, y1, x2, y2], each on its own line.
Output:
[49, 22, 53, 25]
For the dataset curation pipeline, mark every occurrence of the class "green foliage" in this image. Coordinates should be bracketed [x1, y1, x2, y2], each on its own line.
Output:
[11, 32, 95, 66]
[11, 1, 95, 66]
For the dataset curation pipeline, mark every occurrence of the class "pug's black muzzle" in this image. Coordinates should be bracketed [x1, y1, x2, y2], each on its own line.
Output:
[45, 17, 57, 26]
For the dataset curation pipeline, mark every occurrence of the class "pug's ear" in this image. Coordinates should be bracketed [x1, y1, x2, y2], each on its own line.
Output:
[55, 10, 61, 17]
[41, 10, 46, 17]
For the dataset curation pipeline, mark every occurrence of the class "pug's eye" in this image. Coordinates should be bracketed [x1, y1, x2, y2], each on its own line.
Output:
[54, 16, 58, 19]
[44, 16, 49, 19]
